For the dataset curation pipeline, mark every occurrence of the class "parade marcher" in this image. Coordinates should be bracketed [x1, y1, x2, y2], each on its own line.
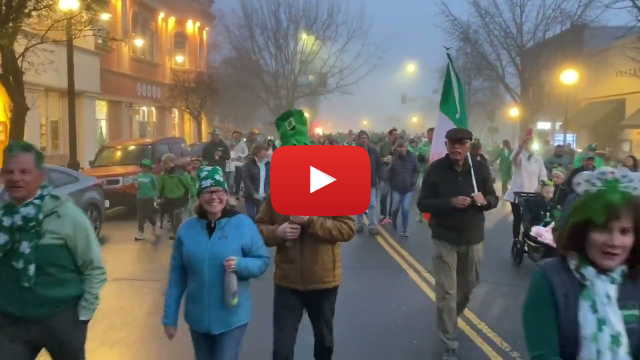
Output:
[343, 130, 356, 145]
[163, 166, 269, 360]
[230, 131, 248, 199]
[495, 139, 513, 196]
[158, 154, 195, 238]
[356, 130, 385, 235]
[551, 167, 568, 210]
[470, 139, 489, 165]
[378, 127, 399, 223]
[505, 133, 547, 243]
[566, 154, 597, 194]
[417, 127, 434, 223]
[387, 140, 419, 236]
[573, 143, 605, 168]
[242, 143, 270, 221]
[0, 141, 106, 360]
[135, 159, 158, 240]
[256, 109, 356, 360]
[624, 155, 639, 172]
[417, 128, 498, 360]
[266, 137, 278, 162]
[202, 129, 231, 170]
[523, 167, 640, 360]
[245, 131, 260, 154]
[544, 144, 573, 177]
[408, 138, 418, 154]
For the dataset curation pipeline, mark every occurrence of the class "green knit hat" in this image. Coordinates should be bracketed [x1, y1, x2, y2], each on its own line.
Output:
[275, 109, 309, 146]
[196, 166, 227, 194]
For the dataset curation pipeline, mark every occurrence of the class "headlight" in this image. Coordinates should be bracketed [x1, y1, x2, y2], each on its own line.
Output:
[122, 175, 137, 185]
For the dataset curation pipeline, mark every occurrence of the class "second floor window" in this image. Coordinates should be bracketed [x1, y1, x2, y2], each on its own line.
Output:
[131, 11, 156, 60]
[173, 31, 187, 68]
[198, 35, 206, 70]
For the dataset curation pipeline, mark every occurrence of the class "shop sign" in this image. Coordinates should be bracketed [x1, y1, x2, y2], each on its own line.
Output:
[136, 82, 162, 99]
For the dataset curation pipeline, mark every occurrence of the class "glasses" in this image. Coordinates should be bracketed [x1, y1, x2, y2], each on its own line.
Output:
[201, 189, 228, 198]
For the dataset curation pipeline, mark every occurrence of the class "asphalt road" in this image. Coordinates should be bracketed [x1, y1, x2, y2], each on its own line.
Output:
[37, 191, 533, 360]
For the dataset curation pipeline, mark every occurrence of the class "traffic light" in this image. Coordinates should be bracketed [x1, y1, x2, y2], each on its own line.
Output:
[401, 93, 407, 105]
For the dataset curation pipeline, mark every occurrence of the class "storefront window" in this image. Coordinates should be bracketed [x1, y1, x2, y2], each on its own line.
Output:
[132, 105, 156, 139]
[96, 100, 108, 145]
[171, 108, 180, 136]
[39, 92, 62, 155]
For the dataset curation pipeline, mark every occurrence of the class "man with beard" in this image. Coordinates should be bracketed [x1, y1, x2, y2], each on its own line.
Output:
[417, 128, 498, 360]
[566, 154, 597, 194]
[256, 109, 356, 360]
[543, 144, 572, 177]
[201, 129, 231, 170]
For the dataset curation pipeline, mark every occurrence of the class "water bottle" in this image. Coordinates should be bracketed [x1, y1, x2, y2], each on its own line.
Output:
[224, 268, 239, 308]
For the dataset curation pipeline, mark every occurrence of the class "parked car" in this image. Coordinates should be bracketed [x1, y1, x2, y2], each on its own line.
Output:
[0, 165, 106, 236]
[83, 137, 189, 210]
[187, 142, 205, 157]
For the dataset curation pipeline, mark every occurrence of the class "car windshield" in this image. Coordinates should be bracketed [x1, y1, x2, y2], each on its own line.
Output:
[92, 145, 152, 167]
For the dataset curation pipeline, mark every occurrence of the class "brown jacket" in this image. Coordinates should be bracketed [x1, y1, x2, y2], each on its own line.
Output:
[256, 194, 356, 291]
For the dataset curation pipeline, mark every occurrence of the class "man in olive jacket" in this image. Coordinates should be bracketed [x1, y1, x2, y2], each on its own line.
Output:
[256, 108, 356, 360]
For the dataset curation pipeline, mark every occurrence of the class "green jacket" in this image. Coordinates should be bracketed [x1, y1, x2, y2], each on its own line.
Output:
[158, 168, 194, 199]
[379, 141, 395, 159]
[136, 172, 158, 199]
[0, 194, 106, 320]
[496, 148, 513, 181]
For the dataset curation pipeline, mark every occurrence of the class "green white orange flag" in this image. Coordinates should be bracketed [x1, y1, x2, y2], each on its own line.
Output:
[429, 52, 468, 163]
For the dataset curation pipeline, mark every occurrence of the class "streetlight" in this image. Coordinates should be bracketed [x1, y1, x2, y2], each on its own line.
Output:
[362, 120, 368, 125]
[406, 63, 417, 73]
[559, 68, 579, 145]
[411, 116, 418, 123]
[508, 106, 520, 118]
[59, 0, 80, 170]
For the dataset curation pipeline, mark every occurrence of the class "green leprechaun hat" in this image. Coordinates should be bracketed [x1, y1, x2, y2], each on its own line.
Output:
[275, 109, 310, 146]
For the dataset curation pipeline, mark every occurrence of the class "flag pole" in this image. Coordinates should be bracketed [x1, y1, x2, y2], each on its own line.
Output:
[467, 152, 479, 194]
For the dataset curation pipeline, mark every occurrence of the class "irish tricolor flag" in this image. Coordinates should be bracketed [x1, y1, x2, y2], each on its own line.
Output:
[429, 52, 468, 163]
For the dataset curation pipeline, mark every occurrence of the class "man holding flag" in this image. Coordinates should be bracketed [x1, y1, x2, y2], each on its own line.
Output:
[417, 52, 498, 360]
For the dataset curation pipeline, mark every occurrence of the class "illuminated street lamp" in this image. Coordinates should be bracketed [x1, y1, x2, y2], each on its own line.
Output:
[508, 106, 520, 118]
[559, 68, 579, 85]
[59, 0, 80, 170]
[559, 68, 580, 144]
[406, 63, 417, 73]
[362, 120, 368, 125]
[133, 38, 145, 47]
[411, 116, 418, 123]
[304, 111, 310, 118]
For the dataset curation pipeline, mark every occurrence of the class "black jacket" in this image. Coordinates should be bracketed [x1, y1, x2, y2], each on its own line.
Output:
[387, 151, 420, 194]
[242, 156, 270, 199]
[417, 154, 499, 245]
[202, 139, 231, 170]
[522, 194, 554, 227]
[362, 144, 384, 187]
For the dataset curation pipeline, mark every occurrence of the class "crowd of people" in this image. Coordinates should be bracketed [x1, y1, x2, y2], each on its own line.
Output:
[1, 107, 640, 360]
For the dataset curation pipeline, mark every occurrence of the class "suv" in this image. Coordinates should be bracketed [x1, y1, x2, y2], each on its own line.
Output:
[83, 137, 189, 210]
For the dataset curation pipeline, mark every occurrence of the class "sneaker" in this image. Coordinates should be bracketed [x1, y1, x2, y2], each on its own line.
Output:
[134, 232, 145, 241]
[442, 349, 458, 360]
[368, 226, 379, 236]
[401, 231, 409, 237]
[356, 224, 364, 234]
[417, 215, 423, 223]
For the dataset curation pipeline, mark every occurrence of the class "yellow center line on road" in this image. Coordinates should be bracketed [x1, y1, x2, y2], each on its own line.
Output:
[370, 220, 523, 360]
[364, 220, 502, 360]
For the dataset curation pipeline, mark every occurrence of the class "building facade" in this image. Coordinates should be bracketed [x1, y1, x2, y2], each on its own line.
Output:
[97, 0, 214, 147]
[522, 26, 640, 153]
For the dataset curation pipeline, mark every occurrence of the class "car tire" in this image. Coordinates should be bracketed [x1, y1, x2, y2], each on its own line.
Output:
[85, 204, 103, 237]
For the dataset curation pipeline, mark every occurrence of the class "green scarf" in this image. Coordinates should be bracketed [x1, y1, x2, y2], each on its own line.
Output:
[0, 185, 50, 287]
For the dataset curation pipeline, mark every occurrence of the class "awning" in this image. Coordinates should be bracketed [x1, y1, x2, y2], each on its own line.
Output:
[621, 106, 640, 126]
[564, 99, 624, 131]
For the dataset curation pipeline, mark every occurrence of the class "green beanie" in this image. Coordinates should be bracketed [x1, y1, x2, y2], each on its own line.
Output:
[275, 109, 309, 146]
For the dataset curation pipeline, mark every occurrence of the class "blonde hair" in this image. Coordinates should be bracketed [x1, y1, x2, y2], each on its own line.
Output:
[161, 153, 176, 163]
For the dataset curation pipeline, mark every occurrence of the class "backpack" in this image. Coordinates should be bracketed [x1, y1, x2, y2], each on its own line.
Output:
[539, 258, 640, 359]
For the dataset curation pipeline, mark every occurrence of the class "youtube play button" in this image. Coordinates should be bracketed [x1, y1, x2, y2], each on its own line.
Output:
[270, 145, 371, 216]
[310, 166, 336, 193]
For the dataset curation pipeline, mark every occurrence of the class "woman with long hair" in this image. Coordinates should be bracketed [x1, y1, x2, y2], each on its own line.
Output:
[162, 166, 270, 360]
[624, 155, 639, 172]
[522, 167, 640, 359]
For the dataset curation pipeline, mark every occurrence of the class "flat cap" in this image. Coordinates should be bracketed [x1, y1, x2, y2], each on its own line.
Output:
[445, 128, 473, 141]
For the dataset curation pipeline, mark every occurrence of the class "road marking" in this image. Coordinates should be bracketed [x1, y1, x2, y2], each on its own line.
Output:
[373, 222, 523, 360]
[368, 225, 503, 359]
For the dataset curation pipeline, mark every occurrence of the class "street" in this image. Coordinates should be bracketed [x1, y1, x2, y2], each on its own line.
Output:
[38, 194, 531, 360]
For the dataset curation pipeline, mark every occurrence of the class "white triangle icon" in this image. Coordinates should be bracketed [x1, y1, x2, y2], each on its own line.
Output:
[310, 166, 336, 193]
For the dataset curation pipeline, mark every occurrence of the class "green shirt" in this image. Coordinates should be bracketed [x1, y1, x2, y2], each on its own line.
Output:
[137, 172, 157, 199]
[522, 269, 562, 360]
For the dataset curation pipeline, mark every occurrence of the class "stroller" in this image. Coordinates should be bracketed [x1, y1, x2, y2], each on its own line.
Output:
[511, 192, 557, 267]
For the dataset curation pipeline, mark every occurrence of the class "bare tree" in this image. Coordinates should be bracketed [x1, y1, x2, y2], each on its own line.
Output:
[438, 0, 603, 119]
[219, 0, 383, 118]
[169, 71, 218, 142]
[0, 0, 112, 141]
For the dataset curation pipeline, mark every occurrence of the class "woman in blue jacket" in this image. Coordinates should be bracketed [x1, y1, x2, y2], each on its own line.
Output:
[162, 166, 270, 360]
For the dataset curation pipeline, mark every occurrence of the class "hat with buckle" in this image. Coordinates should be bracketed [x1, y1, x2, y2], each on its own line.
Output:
[275, 109, 309, 146]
